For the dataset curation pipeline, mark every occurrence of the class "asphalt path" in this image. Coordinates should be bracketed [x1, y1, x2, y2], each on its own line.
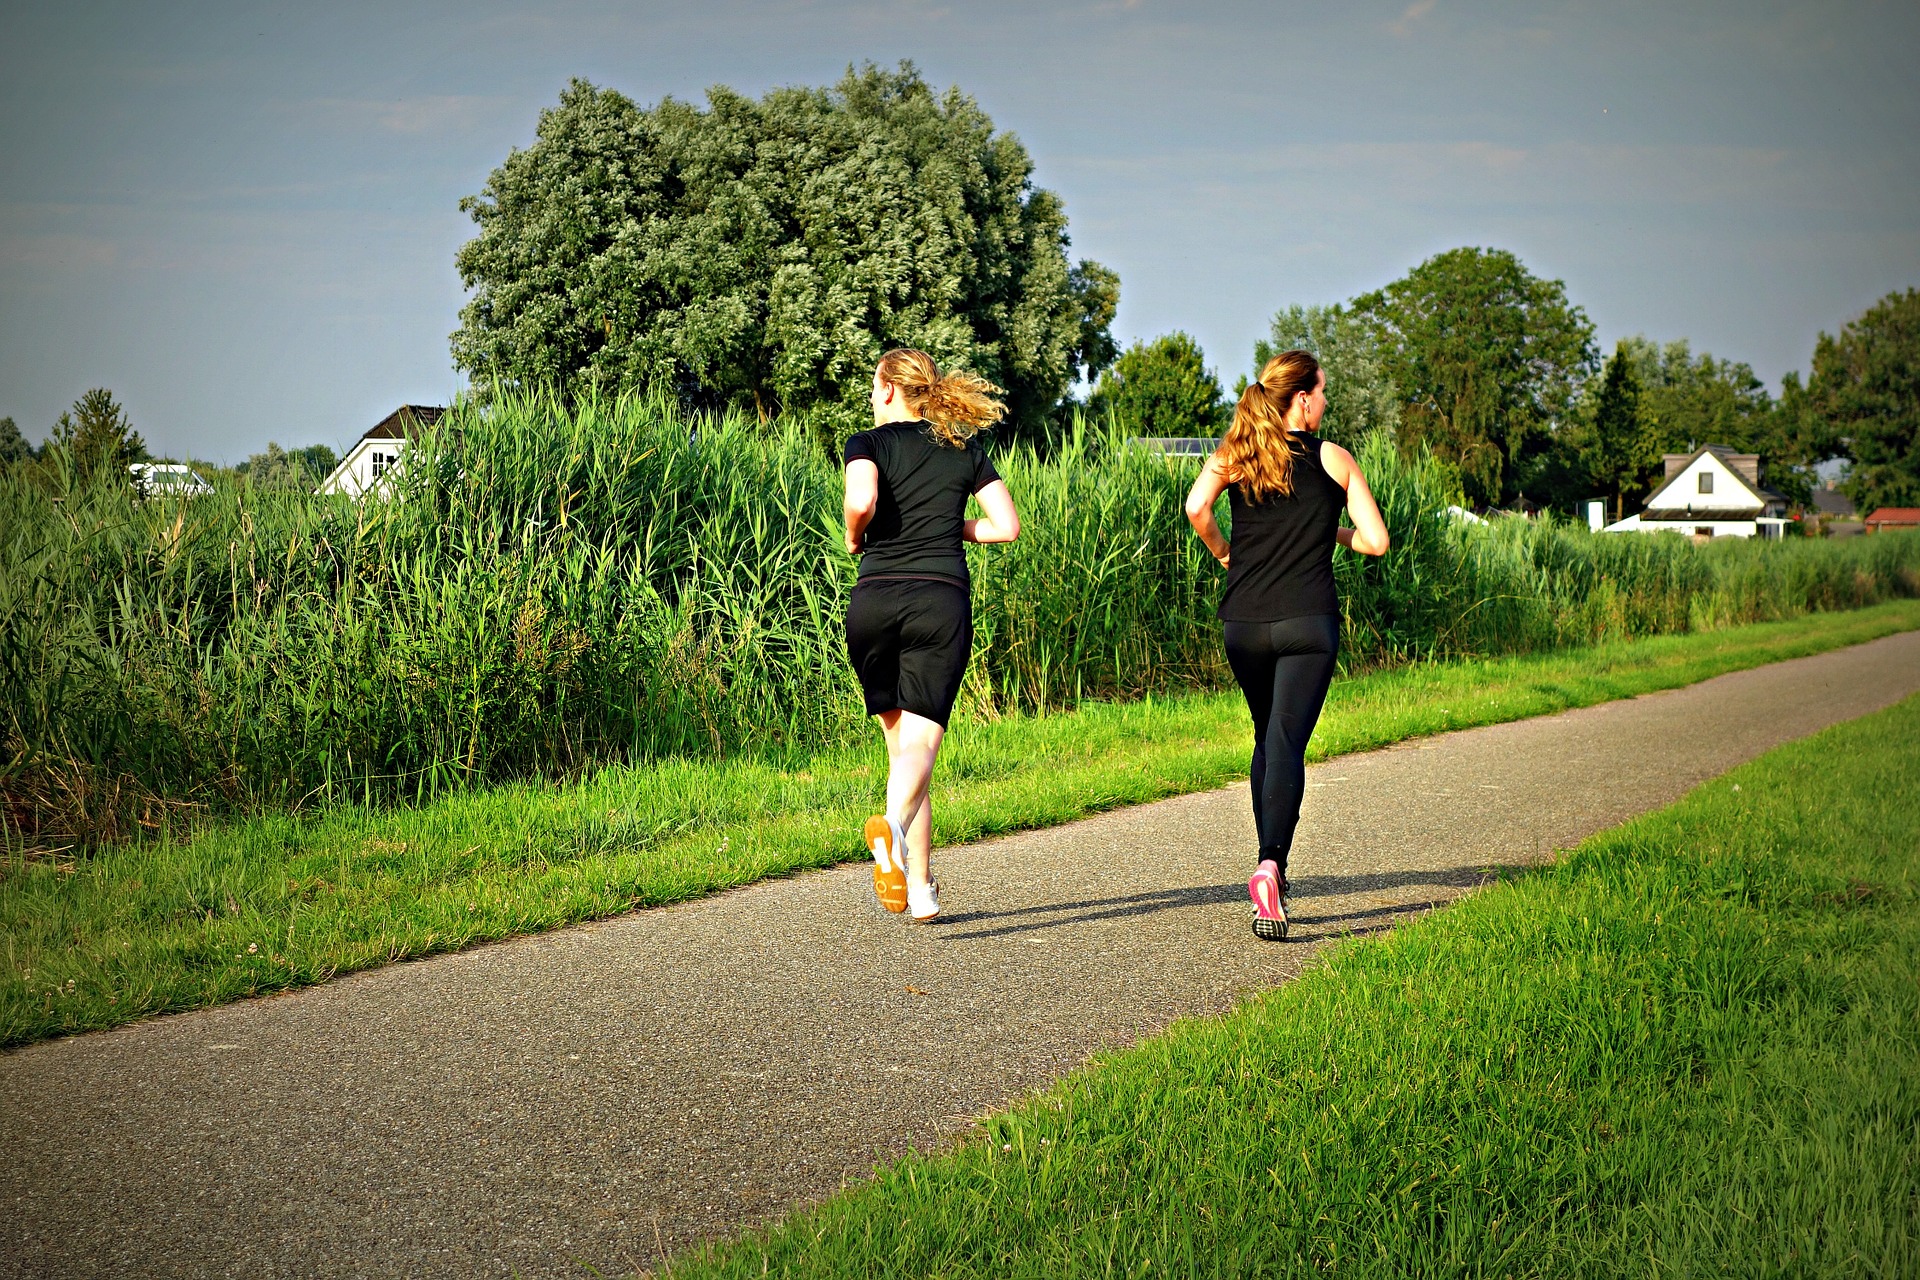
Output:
[4, 629, 1918, 1279]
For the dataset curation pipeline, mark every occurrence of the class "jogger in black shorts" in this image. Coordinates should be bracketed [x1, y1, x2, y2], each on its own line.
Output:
[1185, 350, 1390, 940]
[844, 348, 1021, 922]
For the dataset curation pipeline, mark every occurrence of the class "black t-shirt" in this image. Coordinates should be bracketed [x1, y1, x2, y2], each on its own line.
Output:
[1217, 434, 1346, 622]
[843, 420, 1001, 586]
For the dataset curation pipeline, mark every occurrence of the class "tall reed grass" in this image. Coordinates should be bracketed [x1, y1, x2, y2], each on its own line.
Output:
[2, 397, 1915, 849]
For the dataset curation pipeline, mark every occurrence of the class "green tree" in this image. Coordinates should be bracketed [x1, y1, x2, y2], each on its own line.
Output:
[1088, 332, 1225, 439]
[1621, 336, 1825, 507]
[1588, 345, 1655, 522]
[0, 416, 35, 466]
[239, 442, 338, 491]
[1809, 288, 1920, 511]
[51, 389, 147, 482]
[452, 64, 1119, 448]
[1353, 247, 1597, 506]
[1250, 303, 1400, 448]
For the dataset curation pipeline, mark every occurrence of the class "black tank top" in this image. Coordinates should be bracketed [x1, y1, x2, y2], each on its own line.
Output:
[1217, 434, 1345, 622]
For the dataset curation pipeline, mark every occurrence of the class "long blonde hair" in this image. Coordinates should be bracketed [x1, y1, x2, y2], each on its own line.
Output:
[1219, 349, 1321, 502]
[876, 348, 1006, 447]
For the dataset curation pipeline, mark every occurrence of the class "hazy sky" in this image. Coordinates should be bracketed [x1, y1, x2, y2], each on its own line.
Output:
[3, 0, 1916, 462]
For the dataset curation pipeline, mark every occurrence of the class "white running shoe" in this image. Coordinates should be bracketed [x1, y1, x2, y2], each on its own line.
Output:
[907, 879, 941, 923]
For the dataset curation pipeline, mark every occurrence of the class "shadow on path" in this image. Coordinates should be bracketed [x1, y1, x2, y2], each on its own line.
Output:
[937, 863, 1530, 940]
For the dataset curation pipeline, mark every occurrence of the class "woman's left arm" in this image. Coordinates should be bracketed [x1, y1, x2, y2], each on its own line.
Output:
[1321, 442, 1390, 556]
[964, 480, 1021, 544]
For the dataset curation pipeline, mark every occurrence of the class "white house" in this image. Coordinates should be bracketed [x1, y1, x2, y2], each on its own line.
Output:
[1603, 445, 1791, 540]
[316, 405, 445, 497]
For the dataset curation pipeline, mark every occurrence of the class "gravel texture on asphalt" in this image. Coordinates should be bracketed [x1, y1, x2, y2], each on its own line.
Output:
[4, 630, 1918, 1279]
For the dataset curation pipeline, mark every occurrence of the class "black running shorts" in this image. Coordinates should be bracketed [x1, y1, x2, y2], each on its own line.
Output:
[844, 578, 973, 727]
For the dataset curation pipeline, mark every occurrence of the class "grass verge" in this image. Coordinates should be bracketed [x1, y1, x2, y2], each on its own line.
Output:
[4, 599, 1918, 1049]
[662, 693, 1920, 1277]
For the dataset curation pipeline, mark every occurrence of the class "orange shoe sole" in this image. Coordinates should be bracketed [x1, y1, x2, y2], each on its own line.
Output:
[864, 815, 908, 913]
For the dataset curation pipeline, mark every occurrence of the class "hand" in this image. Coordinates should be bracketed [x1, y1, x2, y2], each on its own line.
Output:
[1216, 546, 1230, 569]
[845, 533, 862, 556]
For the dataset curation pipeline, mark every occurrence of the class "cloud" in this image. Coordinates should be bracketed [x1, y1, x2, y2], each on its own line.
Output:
[0, 229, 118, 270]
[294, 95, 509, 138]
[1053, 139, 1857, 216]
[1389, 0, 1436, 38]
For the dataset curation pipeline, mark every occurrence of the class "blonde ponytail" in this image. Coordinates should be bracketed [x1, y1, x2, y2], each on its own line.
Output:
[1219, 350, 1320, 502]
[876, 348, 1006, 447]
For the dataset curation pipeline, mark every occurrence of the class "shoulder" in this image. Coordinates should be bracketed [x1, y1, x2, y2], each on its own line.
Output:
[1317, 438, 1356, 482]
[843, 428, 882, 466]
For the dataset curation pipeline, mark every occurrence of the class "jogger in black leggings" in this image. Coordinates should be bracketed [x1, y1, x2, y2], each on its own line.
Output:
[1224, 614, 1340, 877]
[1185, 350, 1390, 940]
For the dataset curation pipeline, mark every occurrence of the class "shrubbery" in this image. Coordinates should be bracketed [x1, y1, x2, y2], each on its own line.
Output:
[4, 397, 1915, 849]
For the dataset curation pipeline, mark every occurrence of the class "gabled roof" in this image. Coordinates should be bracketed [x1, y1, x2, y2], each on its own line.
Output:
[1812, 487, 1856, 517]
[1642, 444, 1768, 511]
[360, 405, 446, 441]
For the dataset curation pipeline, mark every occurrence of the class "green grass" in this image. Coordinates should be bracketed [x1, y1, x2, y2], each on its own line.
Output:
[663, 685, 1920, 1277]
[10, 393, 1918, 850]
[3, 599, 1918, 1049]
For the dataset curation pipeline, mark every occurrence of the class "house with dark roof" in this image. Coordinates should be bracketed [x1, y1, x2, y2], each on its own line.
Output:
[1602, 444, 1791, 540]
[315, 405, 445, 497]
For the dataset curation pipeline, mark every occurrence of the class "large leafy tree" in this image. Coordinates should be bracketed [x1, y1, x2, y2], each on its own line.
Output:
[453, 63, 1119, 446]
[1620, 336, 1815, 507]
[1251, 303, 1400, 448]
[238, 442, 339, 490]
[0, 416, 34, 466]
[1588, 345, 1656, 522]
[1088, 332, 1226, 438]
[1809, 288, 1920, 511]
[1354, 248, 1597, 506]
[51, 389, 147, 482]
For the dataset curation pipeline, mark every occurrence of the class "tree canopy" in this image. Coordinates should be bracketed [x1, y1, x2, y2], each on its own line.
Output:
[238, 442, 339, 490]
[1619, 336, 1816, 507]
[51, 389, 146, 481]
[1252, 304, 1400, 449]
[1810, 288, 1920, 511]
[1353, 248, 1596, 506]
[1622, 337, 1774, 458]
[1587, 344, 1655, 522]
[453, 63, 1119, 446]
[1088, 332, 1225, 439]
[0, 416, 34, 466]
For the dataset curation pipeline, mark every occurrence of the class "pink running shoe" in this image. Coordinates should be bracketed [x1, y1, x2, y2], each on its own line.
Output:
[1249, 867, 1288, 941]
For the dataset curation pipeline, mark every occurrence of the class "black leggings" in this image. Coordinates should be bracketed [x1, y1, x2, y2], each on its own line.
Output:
[1223, 614, 1340, 879]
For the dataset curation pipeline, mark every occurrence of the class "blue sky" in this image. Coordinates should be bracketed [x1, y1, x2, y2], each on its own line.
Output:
[2, 0, 1916, 462]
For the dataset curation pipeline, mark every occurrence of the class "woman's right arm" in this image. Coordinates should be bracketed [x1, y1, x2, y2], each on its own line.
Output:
[844, 459, 879, 555]
[1184, 455, 1233, 567]
[1320, 442, 1390, 556]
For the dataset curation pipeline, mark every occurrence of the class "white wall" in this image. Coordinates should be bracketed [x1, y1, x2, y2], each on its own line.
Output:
[1649, 453, 1761, 514]
[317, 438, 405, 498]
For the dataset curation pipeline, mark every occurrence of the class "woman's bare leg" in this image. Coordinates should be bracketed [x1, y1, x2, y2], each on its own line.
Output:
[877, 709, 944, 887]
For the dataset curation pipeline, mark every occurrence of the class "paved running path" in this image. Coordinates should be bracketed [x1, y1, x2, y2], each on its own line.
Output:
[5, 631, 1919, 1279]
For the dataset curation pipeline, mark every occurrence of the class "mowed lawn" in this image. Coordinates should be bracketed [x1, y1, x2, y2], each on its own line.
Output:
[664, 693, 1920, 1278]
[3, 599, 1918, 1048]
